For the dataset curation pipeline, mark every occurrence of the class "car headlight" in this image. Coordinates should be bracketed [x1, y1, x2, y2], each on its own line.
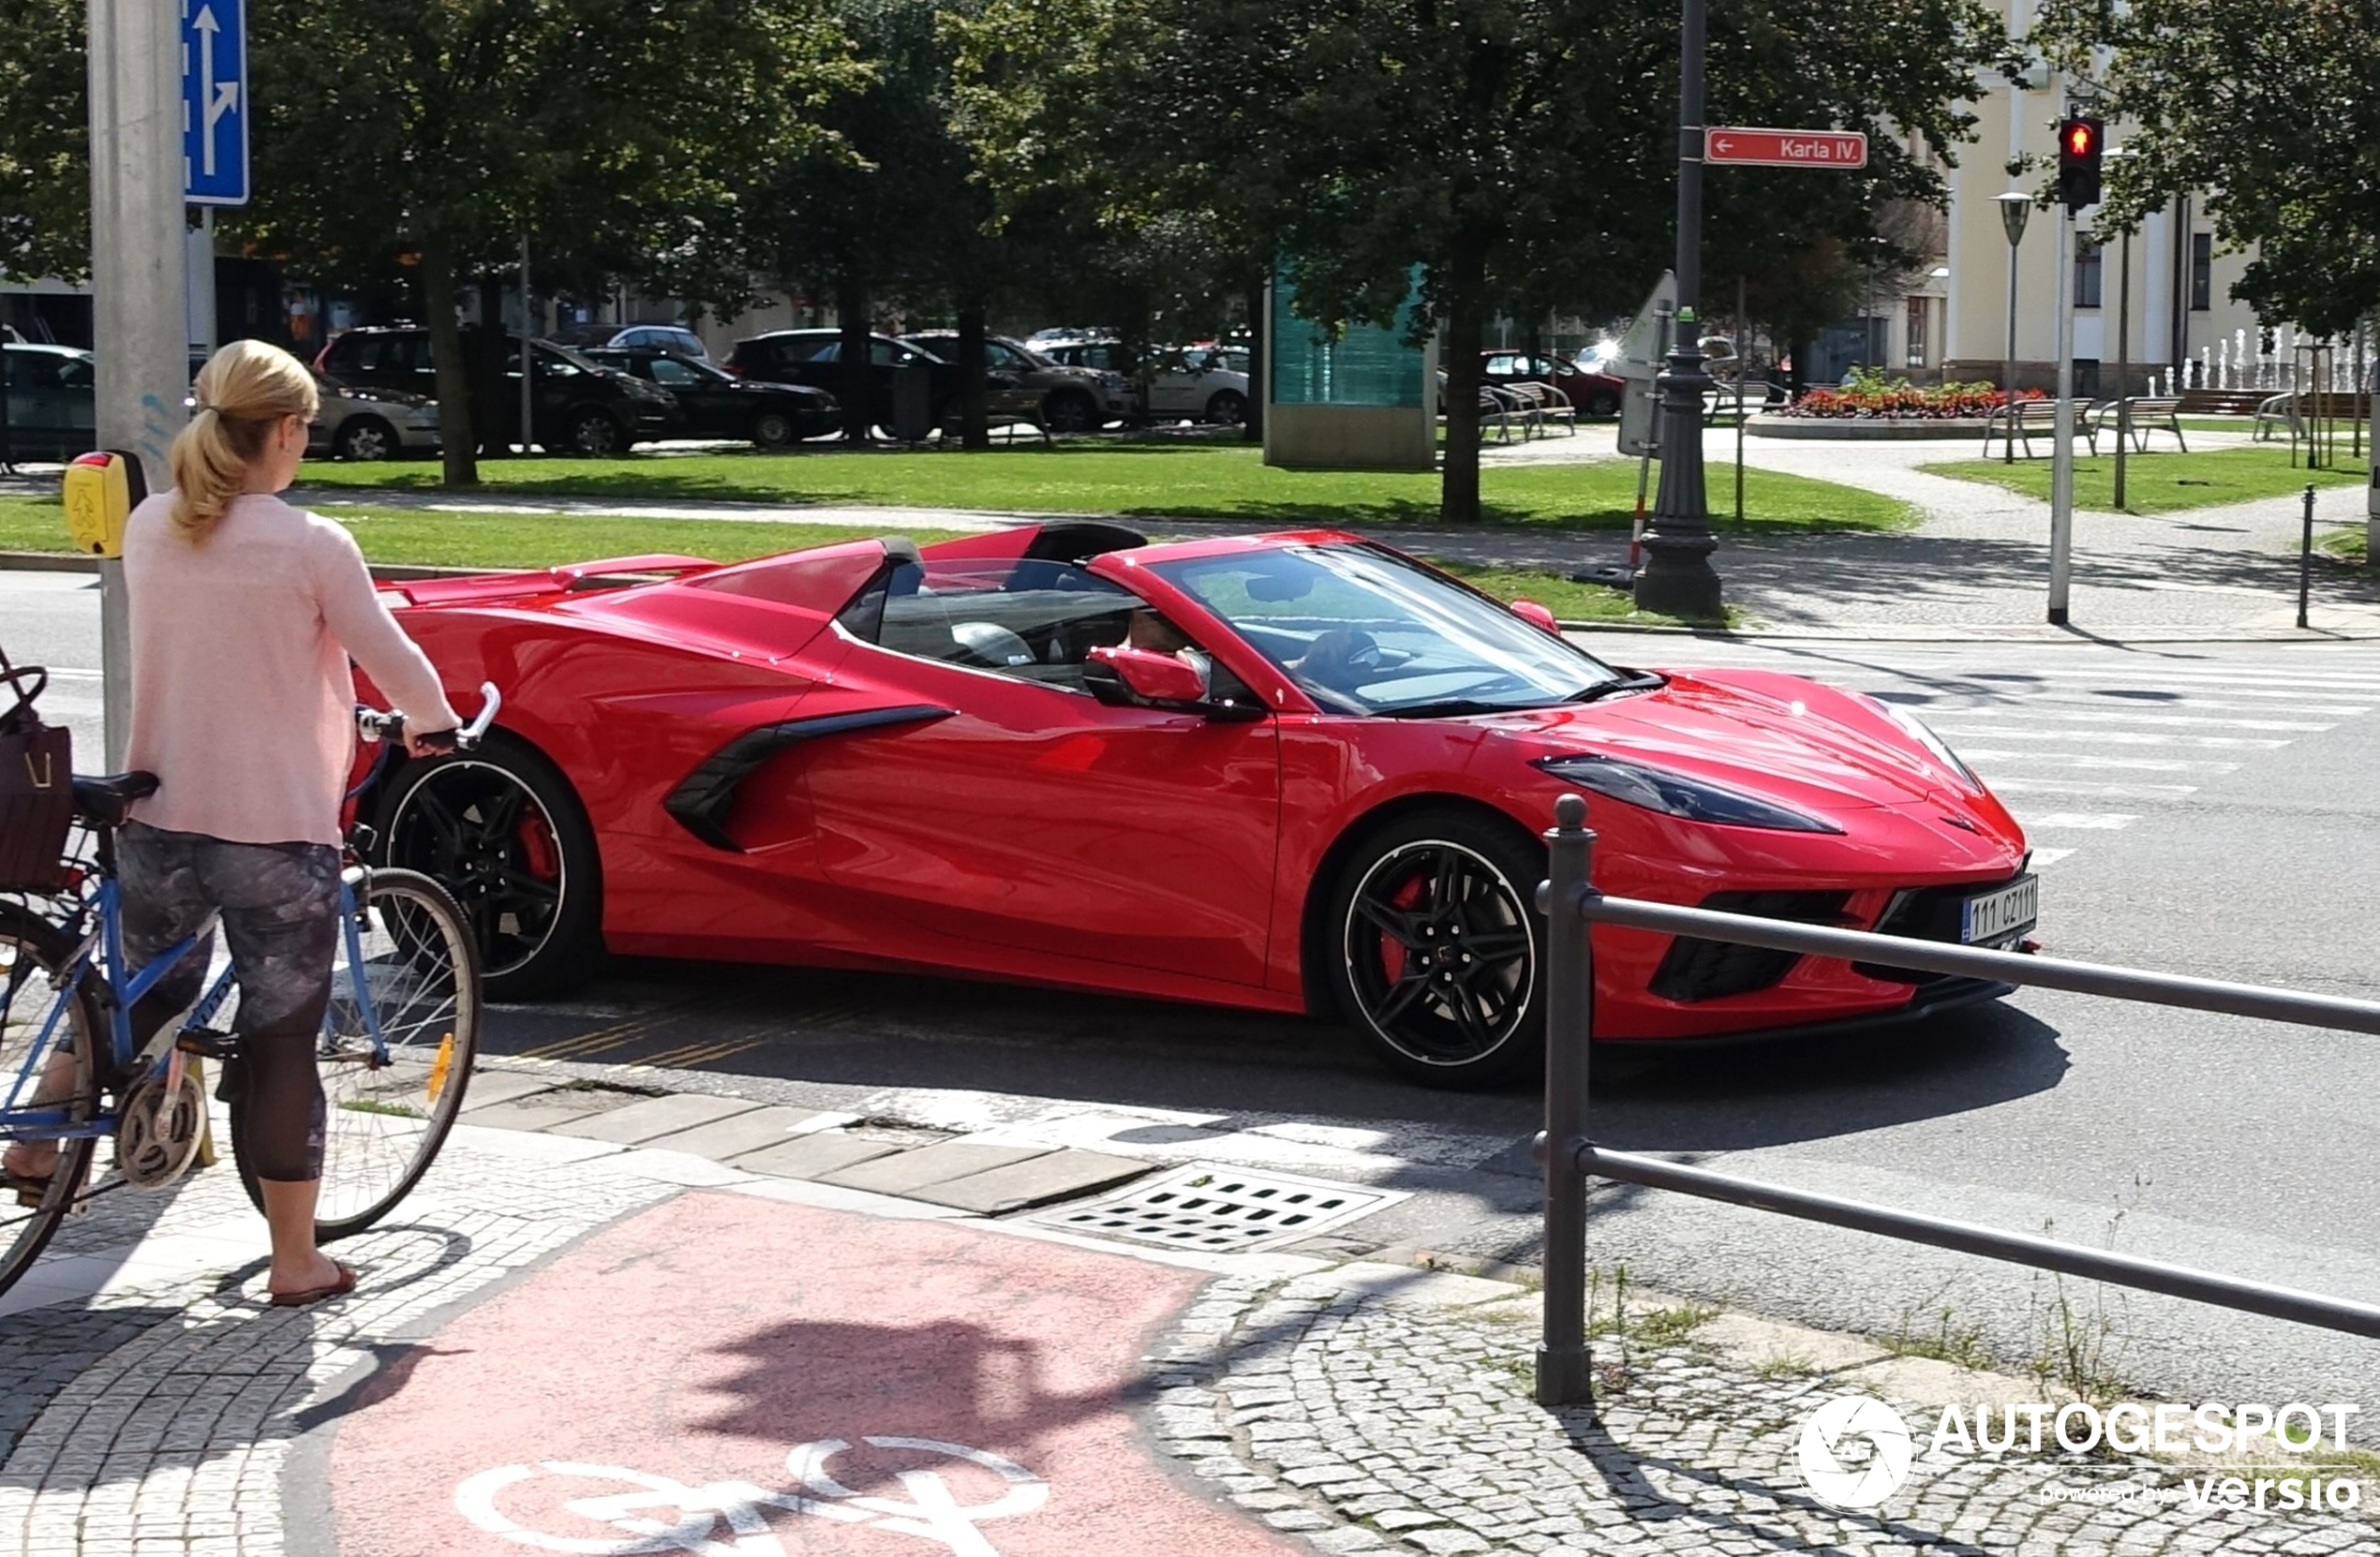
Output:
[1533, 754, 1844, 833]
[1879, 703, 1982, 790]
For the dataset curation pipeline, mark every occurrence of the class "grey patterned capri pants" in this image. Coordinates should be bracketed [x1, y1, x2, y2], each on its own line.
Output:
[119, 822, 339, 1182]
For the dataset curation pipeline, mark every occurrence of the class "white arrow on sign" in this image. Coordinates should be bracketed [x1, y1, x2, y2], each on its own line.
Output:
[193, 5, 239, 176]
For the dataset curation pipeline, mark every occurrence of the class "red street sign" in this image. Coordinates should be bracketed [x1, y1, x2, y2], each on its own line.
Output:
[1703, 127, 1869, 170]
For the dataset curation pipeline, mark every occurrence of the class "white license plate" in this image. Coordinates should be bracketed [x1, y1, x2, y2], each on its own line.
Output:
[1961, 876, 2038, 944]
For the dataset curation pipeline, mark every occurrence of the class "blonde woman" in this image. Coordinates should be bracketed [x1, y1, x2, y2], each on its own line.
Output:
[1, 340, 458, 1306]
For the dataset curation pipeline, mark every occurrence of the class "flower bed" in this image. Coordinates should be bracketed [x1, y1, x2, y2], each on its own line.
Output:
[1779, 381, 2042, 420]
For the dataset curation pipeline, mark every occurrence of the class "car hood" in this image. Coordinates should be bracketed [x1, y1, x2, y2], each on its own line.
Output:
[1487, 669, 1977, 816]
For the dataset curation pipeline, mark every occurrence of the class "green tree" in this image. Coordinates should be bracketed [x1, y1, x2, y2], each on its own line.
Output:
[237, 0, 856, 482]
[0, 0, 89, 283]
[960, 0, 2003, 523]
[2033, 0, 2379, 338]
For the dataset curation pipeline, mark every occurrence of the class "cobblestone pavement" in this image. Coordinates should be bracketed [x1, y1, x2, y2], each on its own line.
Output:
[1151, 1273, 2380, 1557]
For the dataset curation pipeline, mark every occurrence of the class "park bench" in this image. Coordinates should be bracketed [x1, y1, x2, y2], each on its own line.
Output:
[2254, 392, 2305, 443]
[2102, 395, 2187, 453]
[1981, 397, 2098, 459]
[1502, 380, 1577, 437]
[1480, 385, 1530, 442]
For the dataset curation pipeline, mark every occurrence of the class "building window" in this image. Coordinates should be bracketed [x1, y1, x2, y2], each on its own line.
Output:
[2191, 232, 2212, 310]
[1905, 297, 1928, 367]
[2075, 238, 2104, 309]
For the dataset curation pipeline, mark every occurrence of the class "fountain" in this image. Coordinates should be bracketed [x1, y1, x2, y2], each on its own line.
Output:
[2217, 339, 2231, 389]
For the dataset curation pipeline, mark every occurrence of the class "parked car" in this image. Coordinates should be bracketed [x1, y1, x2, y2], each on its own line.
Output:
[317, 326, 677, 453]
[897, 331, 1129, 433]
[723, 329, 1038, 436]
[1040, 338, 1251, 423]
[554, 322, 711, 360]
[308, 371, 440, 461]
[585, 348, 838, 447]
[0, 343, 96, 463]
[355, 522, 2030, 1086]
[1480, 352, 1624, 417]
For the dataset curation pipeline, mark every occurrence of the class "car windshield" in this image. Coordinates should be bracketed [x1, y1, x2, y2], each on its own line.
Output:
[1152, 543, 1623, 716]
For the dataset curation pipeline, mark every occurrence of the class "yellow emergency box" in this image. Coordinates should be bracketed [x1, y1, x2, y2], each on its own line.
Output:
[61, 450, 146, 558]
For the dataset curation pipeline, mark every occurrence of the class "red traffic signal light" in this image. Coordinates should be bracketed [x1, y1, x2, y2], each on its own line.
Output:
[2058, 116, 2104, 208]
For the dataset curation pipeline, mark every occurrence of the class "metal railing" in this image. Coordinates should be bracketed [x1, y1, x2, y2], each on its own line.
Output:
[1531, 793, 2380, 1405]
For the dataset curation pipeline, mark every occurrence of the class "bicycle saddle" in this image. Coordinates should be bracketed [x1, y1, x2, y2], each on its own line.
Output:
[71, 772, 159, 826]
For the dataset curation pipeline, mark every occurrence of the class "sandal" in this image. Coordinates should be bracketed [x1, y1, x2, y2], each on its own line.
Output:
[269, 1260, 357, 1309]
[3, 1164, 65, 1211]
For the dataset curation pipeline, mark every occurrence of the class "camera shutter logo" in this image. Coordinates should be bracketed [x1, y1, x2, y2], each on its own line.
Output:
[1797, 1394, 1914, 1510]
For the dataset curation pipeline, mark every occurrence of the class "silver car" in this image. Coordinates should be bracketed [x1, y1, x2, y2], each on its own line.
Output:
[309, 371, 440, 461]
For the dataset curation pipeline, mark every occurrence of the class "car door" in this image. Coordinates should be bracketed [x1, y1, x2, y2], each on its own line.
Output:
[1147, 350, 1198, 416]
[645, 355, 736, 436]
[800, 555, 1281, 987]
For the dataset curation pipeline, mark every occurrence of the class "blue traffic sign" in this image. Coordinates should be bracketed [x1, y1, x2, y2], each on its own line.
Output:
[182, 0, 247, 205]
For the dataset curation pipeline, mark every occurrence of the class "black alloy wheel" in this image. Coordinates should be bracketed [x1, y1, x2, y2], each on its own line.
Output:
[1042, 390, 1099, 434]
[376, 734, 604, 999]
[334, 416, 395, 461]
[1586, 389, 1621, 418]
[1205, 390, 1248, 425]
[567, 408, 625, 455]
[1326, 809, 1546, 1087]
[752, 409, 796, 448]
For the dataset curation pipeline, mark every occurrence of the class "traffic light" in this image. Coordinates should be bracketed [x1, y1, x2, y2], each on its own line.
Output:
[2057, 117, 2103, 209]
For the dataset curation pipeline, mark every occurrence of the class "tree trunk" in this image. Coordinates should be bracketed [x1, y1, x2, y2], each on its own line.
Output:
[423, 233, 478, 486]
[957, 300, 989, 451]
[1242, 275, 1265, 443]
[476, 275, 510, 455]
[1438, 246, 1488, 526]
[837, 277, 873, 442]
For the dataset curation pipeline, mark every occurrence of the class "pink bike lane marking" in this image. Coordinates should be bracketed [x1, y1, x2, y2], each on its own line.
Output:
[328, 1190, 1301, 1556]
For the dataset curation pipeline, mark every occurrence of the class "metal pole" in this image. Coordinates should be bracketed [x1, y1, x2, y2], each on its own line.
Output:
[1733, 273, 1746, 526]
[191, 207, 217, 360]
[2114, 226, 2131, 509]
[87, 0, 188, 770]
[2299, 484, 2315, 630]
[1999, 197, 2027, 465]
[1535, 793, 1595, 1407]
[1632, 0, 1722, 619]
[2048, 202, 2076, 626]
[519, 233, 534, 455]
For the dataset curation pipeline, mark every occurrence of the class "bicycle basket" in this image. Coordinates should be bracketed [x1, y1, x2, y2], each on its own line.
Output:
[0, 644, 73, 892]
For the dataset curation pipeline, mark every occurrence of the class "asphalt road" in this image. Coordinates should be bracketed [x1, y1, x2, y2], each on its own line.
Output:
[9, 567, 2380, 1426]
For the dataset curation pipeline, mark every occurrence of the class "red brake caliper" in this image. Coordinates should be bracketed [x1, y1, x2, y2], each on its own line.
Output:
[1382, 872, 1428, 984]
[516, 811, 560, 882]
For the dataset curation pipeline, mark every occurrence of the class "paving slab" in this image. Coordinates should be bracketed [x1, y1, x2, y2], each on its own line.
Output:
[817, 1139, 1051, 1198]
[457, 1070, 564, 1111]
[546, 1091, 763, 1145]
[640, 1105, 839, 1162]
[462, 1089, 630, 1134]
[909, 1148, 1153, 1214]
[729, 1130, 909, 1180]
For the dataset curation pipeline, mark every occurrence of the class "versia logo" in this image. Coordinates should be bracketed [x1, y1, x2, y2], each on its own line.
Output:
[1796, 1395, 1914, 1510]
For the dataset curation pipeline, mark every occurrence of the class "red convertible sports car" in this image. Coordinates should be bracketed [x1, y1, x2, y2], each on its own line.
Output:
[355, 523, 2034, 1086]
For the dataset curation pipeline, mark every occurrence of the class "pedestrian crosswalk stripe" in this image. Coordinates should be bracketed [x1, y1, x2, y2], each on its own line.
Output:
[1933, 707, 2332, 732]
[1956, 750, 2237, 773]
[2015, 812, 2139, 830]
[1930, 725, 2287, 749]
[2030, 847, 2078, 867]
[1994, 692, 2370, 717]
[1987, 778, 2198, 799]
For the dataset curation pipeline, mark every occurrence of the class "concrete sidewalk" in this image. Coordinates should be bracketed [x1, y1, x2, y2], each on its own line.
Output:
[3, 1064, 2373, 1556]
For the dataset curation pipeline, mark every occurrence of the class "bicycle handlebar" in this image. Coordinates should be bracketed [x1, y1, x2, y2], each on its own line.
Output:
[356, 682, 501, 753]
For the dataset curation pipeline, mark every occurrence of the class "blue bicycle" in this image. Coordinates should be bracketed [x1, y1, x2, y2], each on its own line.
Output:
[0, 687, 499, 1299]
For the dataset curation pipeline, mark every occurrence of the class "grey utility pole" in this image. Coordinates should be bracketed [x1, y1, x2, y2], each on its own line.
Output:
[87, 0, 190, 767]
[1632, 0, 1723, 621]
[1997, 192, 2030, 465]
[2047, 198, 2077, 627]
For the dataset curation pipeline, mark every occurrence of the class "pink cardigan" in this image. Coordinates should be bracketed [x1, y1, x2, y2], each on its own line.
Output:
[122, 493, 458, 847]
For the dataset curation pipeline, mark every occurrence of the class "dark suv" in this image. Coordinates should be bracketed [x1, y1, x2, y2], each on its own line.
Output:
[724, 329, 1040, 436]
[317, 326, 678, 453]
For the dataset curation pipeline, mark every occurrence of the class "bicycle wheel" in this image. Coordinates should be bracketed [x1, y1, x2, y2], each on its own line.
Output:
[236, 868, 481, 1239]
[0, 901, 102, 1298]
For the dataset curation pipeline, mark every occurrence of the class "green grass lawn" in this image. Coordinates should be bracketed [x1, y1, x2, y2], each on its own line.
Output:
[293, 440, 1912, 533]
[1920, 445, 2370, 515]
[0, 494, 1713, 625]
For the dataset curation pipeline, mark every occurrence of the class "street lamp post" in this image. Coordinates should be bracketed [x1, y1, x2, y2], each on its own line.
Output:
[1997, 191, 2031, 466]
[1632, 0, 1723, 621]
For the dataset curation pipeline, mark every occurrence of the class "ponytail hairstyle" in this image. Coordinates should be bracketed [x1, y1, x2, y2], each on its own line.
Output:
[169, 339, 320, 540]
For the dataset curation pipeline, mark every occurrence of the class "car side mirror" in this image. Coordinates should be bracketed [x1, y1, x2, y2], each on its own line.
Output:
[1510, 599, 1560, 633]
[1087, 645, 1211, 707]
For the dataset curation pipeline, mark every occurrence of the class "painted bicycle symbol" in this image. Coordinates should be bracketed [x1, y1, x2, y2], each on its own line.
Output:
[454, 1436, 1049, 1556]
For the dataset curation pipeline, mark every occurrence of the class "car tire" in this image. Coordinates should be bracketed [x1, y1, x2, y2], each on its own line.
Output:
[1204, 390, 1248, 425]
[332, 416, 396, 462]
[1041, 389, 1098, 434]
[373, 731, 605, 1001]
[1323, 808, 1547, 1089]
[752, 409, 796, 449]
[565, 408, 625, 456]
[1586, 389, 1621, 418]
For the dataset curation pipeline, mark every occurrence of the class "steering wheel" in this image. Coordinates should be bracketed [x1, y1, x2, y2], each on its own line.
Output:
[1293, 628, 1381, 690]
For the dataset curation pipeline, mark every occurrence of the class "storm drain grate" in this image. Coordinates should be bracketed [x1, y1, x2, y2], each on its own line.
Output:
[1035, 1163, 1403, 1253]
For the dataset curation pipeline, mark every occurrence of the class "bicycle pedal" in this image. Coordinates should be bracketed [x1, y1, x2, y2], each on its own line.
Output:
[175, 1029, 238, 1061]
